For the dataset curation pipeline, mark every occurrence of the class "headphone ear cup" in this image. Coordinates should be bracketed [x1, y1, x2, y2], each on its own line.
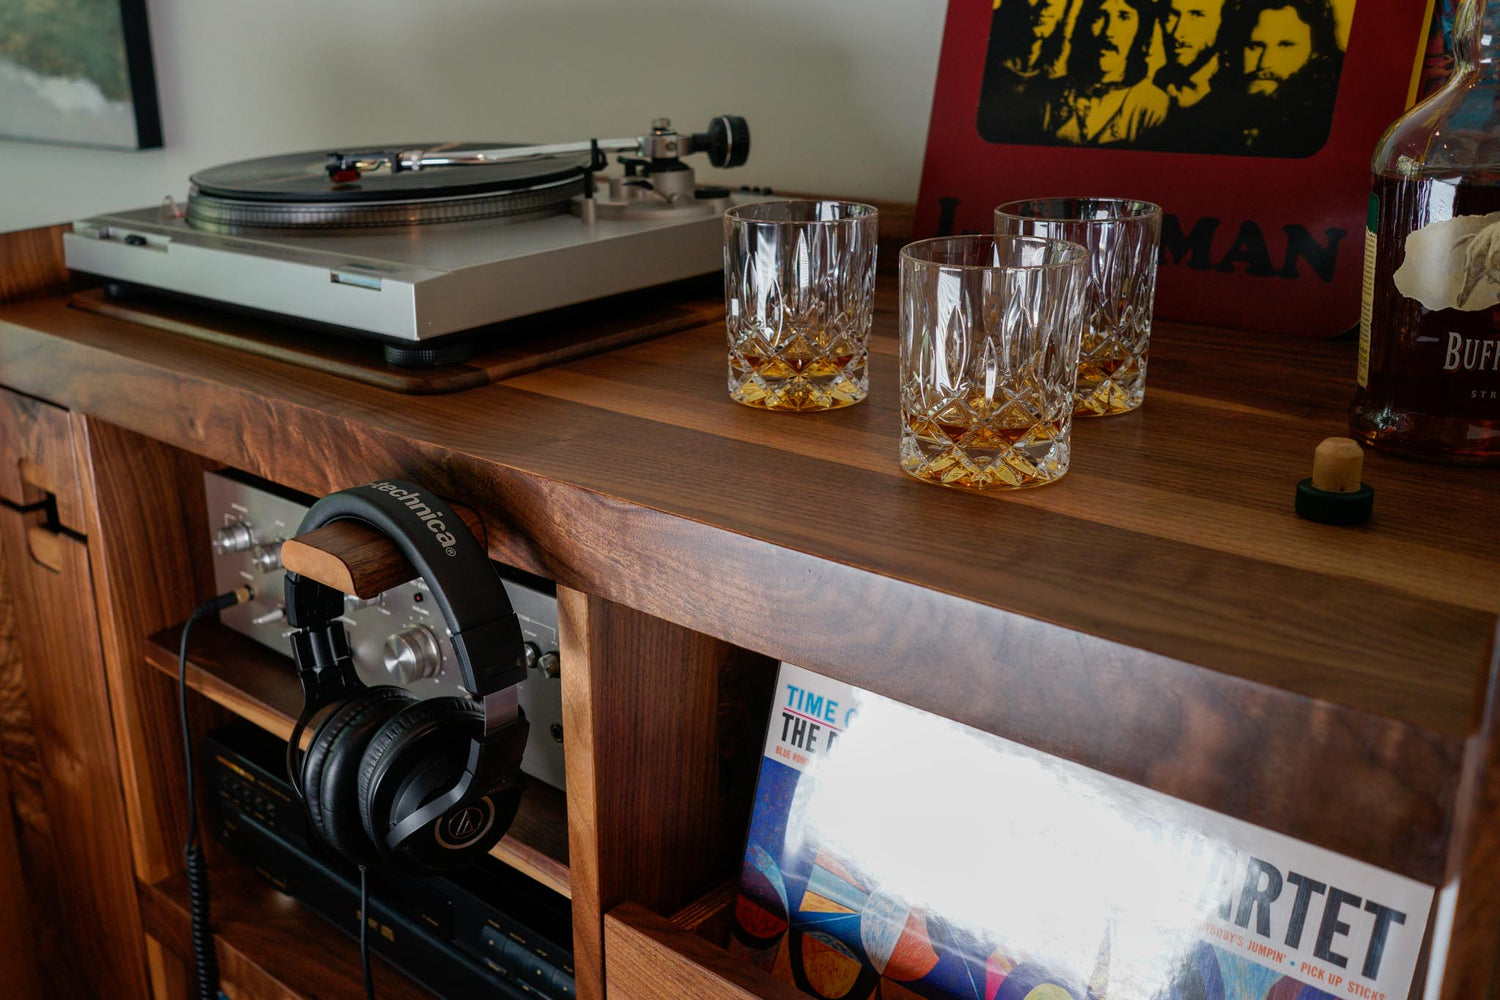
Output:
[356, 697, 488, 869]
[301, 686, 413, 867]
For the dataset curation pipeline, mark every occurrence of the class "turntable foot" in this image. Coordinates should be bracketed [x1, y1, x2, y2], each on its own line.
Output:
[383, 338, 476, 368]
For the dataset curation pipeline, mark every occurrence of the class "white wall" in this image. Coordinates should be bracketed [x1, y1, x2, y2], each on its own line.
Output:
[1, 0, 948, 234]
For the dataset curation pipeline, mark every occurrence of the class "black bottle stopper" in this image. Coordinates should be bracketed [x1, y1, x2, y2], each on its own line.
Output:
[1295, 437, 1374, 525]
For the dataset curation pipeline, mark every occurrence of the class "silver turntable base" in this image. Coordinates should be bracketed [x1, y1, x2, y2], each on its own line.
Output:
[65, 197, 740, 343]
[63, 118, 760, 345]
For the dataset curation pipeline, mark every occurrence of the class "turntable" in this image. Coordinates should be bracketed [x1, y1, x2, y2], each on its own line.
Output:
[64, 116, 758, 366]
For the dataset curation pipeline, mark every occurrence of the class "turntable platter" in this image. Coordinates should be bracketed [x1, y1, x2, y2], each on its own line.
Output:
[187, 143, 589, 232]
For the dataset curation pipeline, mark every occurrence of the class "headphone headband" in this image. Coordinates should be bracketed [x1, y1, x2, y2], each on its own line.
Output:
[285, 479, 526, 696]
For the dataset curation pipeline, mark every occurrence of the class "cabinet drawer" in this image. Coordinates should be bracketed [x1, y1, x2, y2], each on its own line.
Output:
[0, 387, 84, 532]
[0, 508, 147, 996]
[604, 899, 806, 1000]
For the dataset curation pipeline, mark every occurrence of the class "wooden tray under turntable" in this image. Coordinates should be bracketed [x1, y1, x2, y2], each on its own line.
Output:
[68, 277, 724, 394]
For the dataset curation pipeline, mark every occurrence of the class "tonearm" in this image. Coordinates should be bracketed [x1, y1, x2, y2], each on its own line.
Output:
[326, 115, 749, 181]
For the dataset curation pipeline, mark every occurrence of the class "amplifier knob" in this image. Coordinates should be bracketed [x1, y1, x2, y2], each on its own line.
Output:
[212, 521, 254, 556]
[522, 641, 541, 669]
[383, 625, 442, 684]
[250, 543, 282, 573]
[538, 651, 561, 679]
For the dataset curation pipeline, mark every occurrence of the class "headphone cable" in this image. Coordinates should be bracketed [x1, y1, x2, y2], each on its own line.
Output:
[177, 586, 254, 1000]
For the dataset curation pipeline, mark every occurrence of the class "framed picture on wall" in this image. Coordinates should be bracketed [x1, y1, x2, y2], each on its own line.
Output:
[0, 0, 162, 149]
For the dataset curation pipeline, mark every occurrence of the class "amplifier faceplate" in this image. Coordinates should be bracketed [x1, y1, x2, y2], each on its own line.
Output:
[204, 469, 566, 790]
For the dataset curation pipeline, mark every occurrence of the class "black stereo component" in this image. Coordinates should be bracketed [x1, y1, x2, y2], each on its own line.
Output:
[205, 720, 575, 999]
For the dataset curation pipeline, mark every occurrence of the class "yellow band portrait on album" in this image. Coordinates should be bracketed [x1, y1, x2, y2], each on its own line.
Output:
[977, 0, 1355, 155]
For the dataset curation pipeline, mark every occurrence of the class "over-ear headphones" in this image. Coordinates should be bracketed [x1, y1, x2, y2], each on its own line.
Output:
[283, 479, 530, 875]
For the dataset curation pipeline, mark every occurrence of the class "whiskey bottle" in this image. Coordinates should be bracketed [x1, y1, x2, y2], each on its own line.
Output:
[1351, 0, 1500, 462]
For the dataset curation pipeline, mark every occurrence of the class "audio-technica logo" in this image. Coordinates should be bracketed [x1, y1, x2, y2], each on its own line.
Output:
[368, 482, 459, 556]
[434, 798, 495, 850]
[448, 807, 483, 839]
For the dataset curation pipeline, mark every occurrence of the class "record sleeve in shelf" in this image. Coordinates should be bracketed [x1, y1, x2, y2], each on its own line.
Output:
[729, 663, 1435, 1000]
[142, 621, 570, 897]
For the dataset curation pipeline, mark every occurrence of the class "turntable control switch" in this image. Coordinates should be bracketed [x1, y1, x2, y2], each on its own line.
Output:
[384, 624, 443, 683]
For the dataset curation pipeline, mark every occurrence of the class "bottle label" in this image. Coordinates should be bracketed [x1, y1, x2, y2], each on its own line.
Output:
[1383, 206, 1500, 417]
[1358, 195, 1375, 388]
[1392, 210, 1500, 313]
[1362, 173, 1500, 444]
[1386, 211, 1500, 398]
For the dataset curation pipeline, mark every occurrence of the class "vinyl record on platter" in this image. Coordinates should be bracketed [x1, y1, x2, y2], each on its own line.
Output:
[185, 143, 589, 231]
[190, 143, 590, 202]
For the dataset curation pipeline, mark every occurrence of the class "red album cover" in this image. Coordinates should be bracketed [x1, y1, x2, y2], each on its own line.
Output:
[914, 0, 1433, 336]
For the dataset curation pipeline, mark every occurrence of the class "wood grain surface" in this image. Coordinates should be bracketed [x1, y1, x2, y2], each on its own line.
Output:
[0, 504, 149, 998]
[140, 620, 572, 898]
[71, 275, 725, 394]
[561, 587, 775, 1000]
[280, 505, 486, 598]
[0, 764, 45, 1000]
[0, 289, 1489, 886]
[140, 860, 440, 1000]
[2, 235, 1499, 998]
[144, 935, 190, 1000]
[73, 415, 219, 883]
[604, 901, 808, 1000]
[668, 880, 739, 940]
[0, 538, 69, 995]
[0, 224, 71, 306]
[1433, 638, 1500, 997]
[0, 386, 87, 530]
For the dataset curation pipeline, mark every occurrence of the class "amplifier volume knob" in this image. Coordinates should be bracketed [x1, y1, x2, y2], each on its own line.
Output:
[251, 543, 282, 573]
[212, 521, 254, 556]
[522, 641, 541, 669]
[383, 625, 442, 684]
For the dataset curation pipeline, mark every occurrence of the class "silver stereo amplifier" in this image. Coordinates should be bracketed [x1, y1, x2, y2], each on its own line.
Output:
[204, 469, 565, 791]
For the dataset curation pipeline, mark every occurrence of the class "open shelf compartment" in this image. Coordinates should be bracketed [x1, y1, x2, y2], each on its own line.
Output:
[138, 854, 440, 1000]
[603, 884, 806, 1000]
[143, 620, 571, 898]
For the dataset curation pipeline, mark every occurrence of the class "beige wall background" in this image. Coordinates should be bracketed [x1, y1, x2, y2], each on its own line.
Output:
[1, 0, 950, 233]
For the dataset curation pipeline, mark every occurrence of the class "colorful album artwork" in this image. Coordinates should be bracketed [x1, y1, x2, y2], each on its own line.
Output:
[915, 0, 1432, 336]
[976, 0, 1355, 156]
[731, 663, 1435, 1000]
